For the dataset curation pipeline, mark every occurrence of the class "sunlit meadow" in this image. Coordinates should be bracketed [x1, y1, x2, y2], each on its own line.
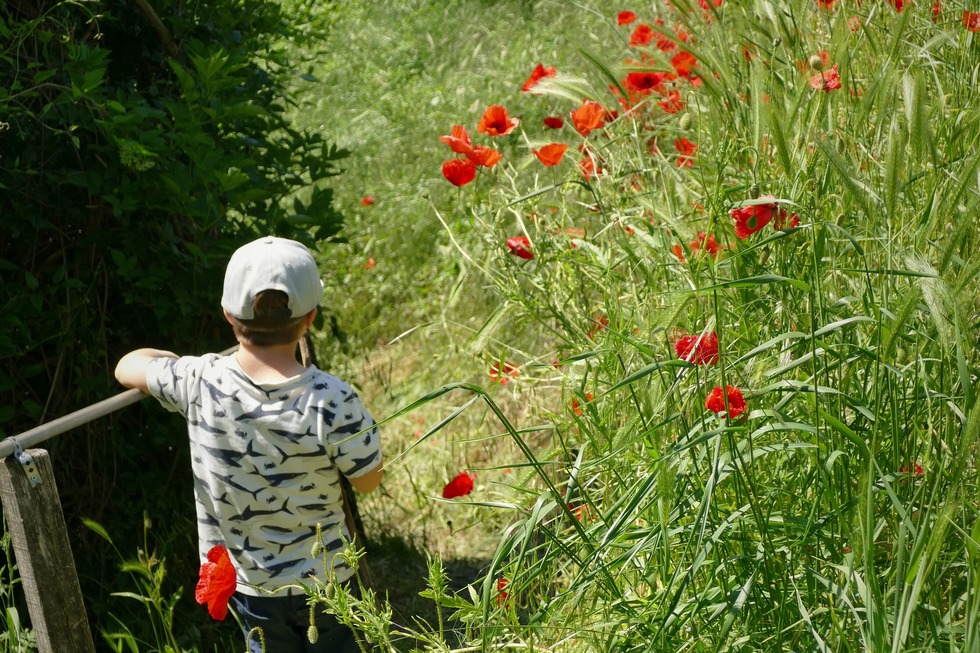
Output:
[308, 0, 980, 651]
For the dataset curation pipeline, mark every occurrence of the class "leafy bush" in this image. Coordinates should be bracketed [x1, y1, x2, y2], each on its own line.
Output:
[0, 0, 346, 646]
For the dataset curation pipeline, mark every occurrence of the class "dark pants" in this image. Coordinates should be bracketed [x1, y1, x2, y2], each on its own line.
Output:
[231, 591, 360, 653]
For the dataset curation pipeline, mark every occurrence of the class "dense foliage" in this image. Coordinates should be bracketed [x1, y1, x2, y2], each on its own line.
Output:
[1, 0, 346, 646]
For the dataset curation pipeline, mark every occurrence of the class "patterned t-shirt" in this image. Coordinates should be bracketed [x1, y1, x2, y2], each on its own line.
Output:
[146, 353, 380, 596]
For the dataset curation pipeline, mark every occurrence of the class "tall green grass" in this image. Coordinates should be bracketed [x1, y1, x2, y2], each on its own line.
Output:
[314, 0, 980, 650]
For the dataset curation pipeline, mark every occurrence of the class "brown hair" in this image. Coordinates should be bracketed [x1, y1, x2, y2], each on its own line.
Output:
[229, 290, 309, 346]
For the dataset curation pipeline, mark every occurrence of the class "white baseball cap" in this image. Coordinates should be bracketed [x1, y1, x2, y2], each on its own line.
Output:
[221, 237, 324, 319]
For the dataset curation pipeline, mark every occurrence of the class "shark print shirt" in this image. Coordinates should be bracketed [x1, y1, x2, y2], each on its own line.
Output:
[146, 353, 380, 597]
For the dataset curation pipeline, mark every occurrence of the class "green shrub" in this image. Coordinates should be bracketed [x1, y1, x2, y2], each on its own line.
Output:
[0, 0, 346, 646]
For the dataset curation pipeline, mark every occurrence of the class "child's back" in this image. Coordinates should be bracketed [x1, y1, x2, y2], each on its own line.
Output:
[115, 236, 383, 652]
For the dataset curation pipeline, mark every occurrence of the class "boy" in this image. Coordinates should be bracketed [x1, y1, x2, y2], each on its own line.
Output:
[115, 236, 383, 652]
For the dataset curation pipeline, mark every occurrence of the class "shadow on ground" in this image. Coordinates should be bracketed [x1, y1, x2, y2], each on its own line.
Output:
[363, 532, 493, 651]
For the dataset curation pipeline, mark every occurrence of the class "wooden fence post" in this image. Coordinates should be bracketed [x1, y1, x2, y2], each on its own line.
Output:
[0, 449, 96, 653]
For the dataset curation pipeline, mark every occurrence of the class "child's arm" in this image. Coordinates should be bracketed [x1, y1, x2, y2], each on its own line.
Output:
[347, 461, 384, 494]
[114, 348, 179, 393]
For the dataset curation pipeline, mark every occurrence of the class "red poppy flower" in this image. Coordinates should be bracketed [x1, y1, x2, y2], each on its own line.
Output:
[618, 10, 638, 25]
[543, 116, 564, 129]
[571, 393, 594, 416]
[588, 313, 609, 339]
[964, 10, 980, 30]
[730, 198, 778, 238]
[658, 90, 685, 114]
[932, 1, 940, 21]
[887, 0, 906, 11]
[364, 257, 375, 270]
[442, 158, 477, 187]
[477, 105, 519, 136]
[698, 0, 723, 10]
[532, 143, 568, 167]
[705, 385, 747, 418]
[674, 331, 720, 365]
[439, 125, 472, 154]
[571, 99, 606, 136]
[815, 0, 835, 8]
[506, 235, 533, 259]
[497, 577, 510, 606]
[195, 545, 237, 621]
[522, 63, 557, 93]
[773, 210, 800, 230]
[580, 155, 599, 180]
[489, 361, 520, 385]
[624, 71, 667, 96]
[809, 64, 841, 92]
[360, 196, 375, 206]
[849, 16, 862, 30]
[671, 51, 698, 79]
[674, 137, 697, 167]
[655, 22, 678, 52]
[899, 461, 924, 478]
[442, 471, 475, 499]
[630, 23, 655, 47]
[679, 231, 722, 259]
[465, 145, 503, 168]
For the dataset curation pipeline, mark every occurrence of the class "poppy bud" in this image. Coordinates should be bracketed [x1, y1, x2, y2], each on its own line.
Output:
[749, 182, 760, 197]
[307, 625, 319, 644]
[311, 540, 323, 558]
[324, 583, 335, 600]
[679, 113, 692, 130]
[773, 37, 782, 47]
[808, 54, 824, 71]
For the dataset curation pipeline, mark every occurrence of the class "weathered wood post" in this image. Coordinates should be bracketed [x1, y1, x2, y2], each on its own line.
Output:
[0, 448, 96, 653]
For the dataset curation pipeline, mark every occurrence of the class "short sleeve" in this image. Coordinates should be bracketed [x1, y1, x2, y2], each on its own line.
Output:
[324, 387, 381, 479]
[145, 355, 207, 416]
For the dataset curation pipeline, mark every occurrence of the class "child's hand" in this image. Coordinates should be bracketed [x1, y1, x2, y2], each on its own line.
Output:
[114, 349, 178, 393]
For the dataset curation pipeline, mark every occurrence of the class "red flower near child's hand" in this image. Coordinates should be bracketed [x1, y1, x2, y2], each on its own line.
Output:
[442, 471, 475, 499]
[674, 331, 719, 365]
[532, 143, 568, 167]
[506, 235, 534, 259]
[195, 545, 236, 621]
[477, 105, 519, 136]
[442, 159, 477, 187]
[522, 63, 557, 93]
[705, 385, 747, 418]
[497, 577, 510, 606]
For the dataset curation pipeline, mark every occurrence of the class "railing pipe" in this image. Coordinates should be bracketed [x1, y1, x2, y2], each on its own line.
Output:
[0, 345, 238, 456]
